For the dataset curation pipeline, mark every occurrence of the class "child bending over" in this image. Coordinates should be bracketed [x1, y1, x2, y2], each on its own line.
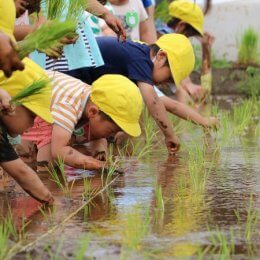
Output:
[22, 73, 143, 171]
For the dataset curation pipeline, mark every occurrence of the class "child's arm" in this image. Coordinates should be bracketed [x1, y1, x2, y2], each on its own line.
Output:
[1, 159, 54, 204]
[0, 32, 24, 77]
[138, 82, 180, 154]
[85, 0, 126, 40]
[51, 124, 104, 169]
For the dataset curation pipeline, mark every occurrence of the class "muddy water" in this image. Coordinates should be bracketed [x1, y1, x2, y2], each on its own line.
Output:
[0, 99, 259, 259]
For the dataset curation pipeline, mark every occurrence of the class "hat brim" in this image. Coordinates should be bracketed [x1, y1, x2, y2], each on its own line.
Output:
[112, 117, 141, 137]
[23, 102, 53, 124]
[169, 61, 181, 87]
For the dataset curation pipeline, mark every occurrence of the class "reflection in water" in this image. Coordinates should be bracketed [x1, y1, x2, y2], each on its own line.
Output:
[0, 99, 259, 258]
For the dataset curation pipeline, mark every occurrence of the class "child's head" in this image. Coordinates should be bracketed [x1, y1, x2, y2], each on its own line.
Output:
[167, 0, 204, 37]
[85, 74, 143, 140]
[151, 33, 195, 87]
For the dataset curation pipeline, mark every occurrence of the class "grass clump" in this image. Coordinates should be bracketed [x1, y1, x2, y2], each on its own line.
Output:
[48, 157, 75, 197]
[17, 19, 77, 59]
[238, 27, 259, 65]
[155, 0, 171, 23]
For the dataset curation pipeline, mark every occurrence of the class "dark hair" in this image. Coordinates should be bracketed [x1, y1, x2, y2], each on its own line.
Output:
[99, 111, 114, 122]
[27, 0, 41, 14]
[167, 18, 201, 37]
[149, 44, 169, 66]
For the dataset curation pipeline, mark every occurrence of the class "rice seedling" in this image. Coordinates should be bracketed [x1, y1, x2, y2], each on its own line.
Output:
[154, 183, 164, 212]
[238, 27, 259, 65]
[121, 207, 150, 251]
[232, 98, 255, 136]
[209, 227, 235, 259]
[48, 157, 75, 197]
[44, 0, 66, 20]
[17, 19, 77, 59]
[74, 234, 91, 260]
[11, 79, 49, 105]
[66, 0, 86, 21]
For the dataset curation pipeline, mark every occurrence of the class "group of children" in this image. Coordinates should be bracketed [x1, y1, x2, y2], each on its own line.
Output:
[0, 0, 218, 204]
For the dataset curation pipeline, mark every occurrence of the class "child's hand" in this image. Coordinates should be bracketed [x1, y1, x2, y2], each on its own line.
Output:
[165, 135, 180, 155]
[0, 89, 15, 115]
[0, 33, 24, 77]
[205, 116, 220, 130]
[102, 12, 126, 41]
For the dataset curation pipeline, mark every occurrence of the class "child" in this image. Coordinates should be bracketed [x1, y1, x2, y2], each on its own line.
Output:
[69, 35, 217, 153]
[166, 0, 214, 105]
[0, 0, 57, 203]
[22, 73, 143, 170]
[17, 0, 126, 79]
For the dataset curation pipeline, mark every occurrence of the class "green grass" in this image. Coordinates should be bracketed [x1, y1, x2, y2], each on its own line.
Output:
[238, 27, 259, 65]
[74, 234, 91, 260]
[155, 0, 171, 23]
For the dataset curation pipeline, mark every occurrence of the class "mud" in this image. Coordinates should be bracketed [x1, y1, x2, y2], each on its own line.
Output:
[0, 97, 259, 259]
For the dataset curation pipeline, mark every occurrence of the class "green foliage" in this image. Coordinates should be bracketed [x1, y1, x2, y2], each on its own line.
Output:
[17, 19, 77, 59]
[155, 0, 171, 22]
[49, 157, 75, 197]
[238, 27, 259, 65]
[74, 234, 91, 260]
[11, 79, 49, 105]
[238, 67, 260, 96]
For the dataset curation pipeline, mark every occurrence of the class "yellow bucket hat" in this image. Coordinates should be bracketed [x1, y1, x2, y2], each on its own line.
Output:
[0, 58, 53, 124]
[156, 33, 195, 87]
[91, 75, 143, 137]
[168, 0, 204, 36]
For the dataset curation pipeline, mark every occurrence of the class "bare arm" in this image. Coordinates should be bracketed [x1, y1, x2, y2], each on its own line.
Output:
[85, 0, 126, 40]
[1, 159, 54, 204]
[137, 82, 180, 154]
[140, 6, 157, 44]
[51, 124, 104, 170]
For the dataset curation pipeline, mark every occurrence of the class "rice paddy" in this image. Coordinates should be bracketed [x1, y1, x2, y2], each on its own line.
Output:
[0, 95, 259, 258]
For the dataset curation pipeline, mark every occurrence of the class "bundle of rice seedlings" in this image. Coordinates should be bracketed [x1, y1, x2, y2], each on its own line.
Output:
[44, 0, 67, 20]
[17, 19, 77, 59]
[11, 79, 49, 106]
[66, 0, 86, 21]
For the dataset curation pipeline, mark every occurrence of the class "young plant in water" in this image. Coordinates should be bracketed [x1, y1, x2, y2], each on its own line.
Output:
[154, 183, 164, 212]
[121, 207, 150, 251]
[74, 234, 91, 260]
[48, 157, 75, 197]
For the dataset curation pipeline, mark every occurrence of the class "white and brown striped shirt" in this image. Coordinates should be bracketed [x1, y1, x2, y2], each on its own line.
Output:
[46, 71, 91, 133]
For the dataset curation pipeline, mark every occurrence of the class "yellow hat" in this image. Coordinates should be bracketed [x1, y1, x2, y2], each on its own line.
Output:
[156, 33, 195, 87]
[91, 75, 143, 137]
[0, 58, 53, 124]
[0, 0, 16, 41]
[169, 0, 204, 36]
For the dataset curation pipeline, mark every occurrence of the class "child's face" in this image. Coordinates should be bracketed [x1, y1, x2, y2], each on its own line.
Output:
[152, 51, 173, 84]
[85, 105, 121, 140]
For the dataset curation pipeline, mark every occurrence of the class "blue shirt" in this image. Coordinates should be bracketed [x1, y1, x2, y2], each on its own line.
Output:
[83, 37, 154, 85]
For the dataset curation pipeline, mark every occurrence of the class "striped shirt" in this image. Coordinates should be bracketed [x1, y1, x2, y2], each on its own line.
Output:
[45, 22, 96, 71]
[46, 71, 91, 133]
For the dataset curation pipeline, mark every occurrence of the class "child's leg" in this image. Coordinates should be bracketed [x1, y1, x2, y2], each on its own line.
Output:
[1, 159, 53, 203]
[1, 106, 35, 135]
[160, 95, 219, 128]
[37, 144, 52, 172]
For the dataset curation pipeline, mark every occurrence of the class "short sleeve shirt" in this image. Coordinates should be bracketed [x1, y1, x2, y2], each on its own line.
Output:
[84, 37, 154, 86]
[111, 0, 148, 41]
[46, 71, 91, 134]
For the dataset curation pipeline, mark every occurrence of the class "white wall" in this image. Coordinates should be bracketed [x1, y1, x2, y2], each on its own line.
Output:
[198, 0, 260, 61]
